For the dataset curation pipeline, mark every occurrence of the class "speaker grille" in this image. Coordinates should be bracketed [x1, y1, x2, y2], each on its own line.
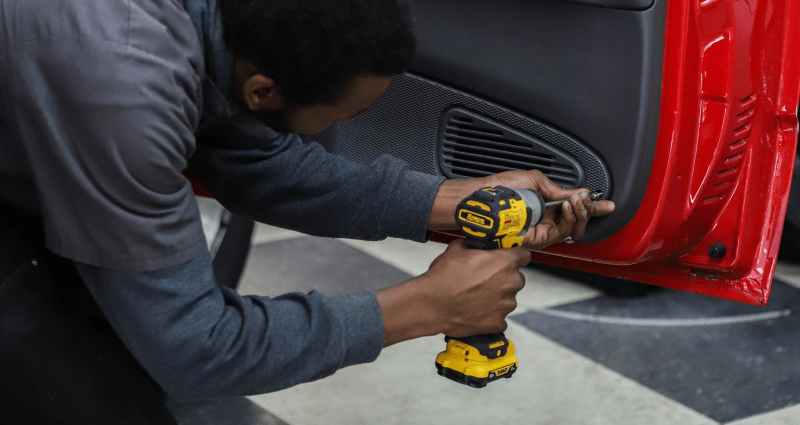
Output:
[303, 73, 611, 198]
[439, 108, 584, 187]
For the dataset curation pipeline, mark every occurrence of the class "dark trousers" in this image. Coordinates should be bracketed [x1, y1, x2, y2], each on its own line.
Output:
[0, 204, 178, 425]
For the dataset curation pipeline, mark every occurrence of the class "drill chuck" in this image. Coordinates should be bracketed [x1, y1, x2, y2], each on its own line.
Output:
[516, 188, 547, 228]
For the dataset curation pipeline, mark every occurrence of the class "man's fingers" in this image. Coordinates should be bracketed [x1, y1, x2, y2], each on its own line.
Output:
[536, 177, 584, 201]
[560, 199, 578, 233]
[589, 199, 616, 217]
[543, 200, 576, 244]
[570, 192, 590, 239]
[504, 247, 532, 268]
[446, 238, 467, 251]
[541, 186, 582, 202]
[516, 271, 526, 292]
[545, 190, 615, 220]
[509, 170, 613, 218]
[430, 238, 465, 270]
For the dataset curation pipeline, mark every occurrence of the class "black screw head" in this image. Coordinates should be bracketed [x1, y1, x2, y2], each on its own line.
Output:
[708, 242, 727, 259]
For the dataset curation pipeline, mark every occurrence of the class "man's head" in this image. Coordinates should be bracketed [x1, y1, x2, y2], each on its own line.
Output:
[220, 0, 416, 134]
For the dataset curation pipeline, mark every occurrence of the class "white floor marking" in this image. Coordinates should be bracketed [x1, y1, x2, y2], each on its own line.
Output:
[338, 237, 447, 277]
[726, 403, 800, 425]
[531, 308, 792, 327]
[251, 223, 305, 245]
[774, 262, 800, 289]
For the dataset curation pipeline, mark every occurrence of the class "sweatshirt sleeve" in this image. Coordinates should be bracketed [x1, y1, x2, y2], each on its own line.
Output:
[75, 250, 385, 399]
[0, 1, 209, 273]
[189, 113, 446, 243]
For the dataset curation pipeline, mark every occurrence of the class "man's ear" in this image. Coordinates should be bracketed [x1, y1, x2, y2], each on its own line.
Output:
[234, 58, 286, 111]
[242, 74, 285, 112]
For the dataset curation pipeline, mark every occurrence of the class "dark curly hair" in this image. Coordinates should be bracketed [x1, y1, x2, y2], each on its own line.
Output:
[219, 0, 416, 107]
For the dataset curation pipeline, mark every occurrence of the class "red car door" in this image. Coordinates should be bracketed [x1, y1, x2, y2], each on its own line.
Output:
[303, 0, 800, 305]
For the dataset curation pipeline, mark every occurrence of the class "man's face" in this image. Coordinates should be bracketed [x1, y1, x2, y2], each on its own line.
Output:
[255, 74, 393, 135]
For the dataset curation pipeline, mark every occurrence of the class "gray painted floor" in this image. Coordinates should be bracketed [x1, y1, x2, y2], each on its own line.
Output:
[514, 281, 800, 423]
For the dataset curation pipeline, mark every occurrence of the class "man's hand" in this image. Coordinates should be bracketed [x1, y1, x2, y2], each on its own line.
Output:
[375, 239, 530, 346]
[378, 170, 614, 348]
[486, 169, 615, 250]
[428, 169, 615, 249]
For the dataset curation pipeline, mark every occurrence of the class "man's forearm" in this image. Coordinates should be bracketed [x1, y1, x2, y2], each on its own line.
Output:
[192, 125, 445, 242]
[375, 276, 441, 347]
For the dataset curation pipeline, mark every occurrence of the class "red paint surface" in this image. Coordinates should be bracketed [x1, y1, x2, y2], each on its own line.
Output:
[437, 0, 800, 305]
[183, 170, 212, 198]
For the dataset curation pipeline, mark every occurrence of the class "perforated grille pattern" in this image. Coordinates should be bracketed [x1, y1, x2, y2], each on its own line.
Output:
[439, 108, 585, 187]
[303, 73, 611, 198]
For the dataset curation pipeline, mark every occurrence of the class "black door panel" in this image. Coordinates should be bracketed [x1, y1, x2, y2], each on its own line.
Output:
[305, 0, 667, 243]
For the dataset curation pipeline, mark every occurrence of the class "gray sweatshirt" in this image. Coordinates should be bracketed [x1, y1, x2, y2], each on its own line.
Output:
[0, 0, 445, 398]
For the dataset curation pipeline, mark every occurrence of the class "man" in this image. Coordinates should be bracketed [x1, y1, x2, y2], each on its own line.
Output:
[0, 0, 613, 423]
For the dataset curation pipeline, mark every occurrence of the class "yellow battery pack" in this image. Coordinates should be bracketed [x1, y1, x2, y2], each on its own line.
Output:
[435, 334, 517, 388]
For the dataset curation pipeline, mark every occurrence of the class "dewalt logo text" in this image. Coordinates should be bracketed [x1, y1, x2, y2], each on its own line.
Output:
[465, 213, 486, 225]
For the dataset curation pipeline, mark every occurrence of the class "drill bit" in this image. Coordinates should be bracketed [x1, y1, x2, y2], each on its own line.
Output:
[545, 190, 606, 208]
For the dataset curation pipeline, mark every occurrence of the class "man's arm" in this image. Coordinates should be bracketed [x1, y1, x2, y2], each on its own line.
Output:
[190, 117, 613, 247]
[75, 251, 384, 398]
[189, 115, 445, 243]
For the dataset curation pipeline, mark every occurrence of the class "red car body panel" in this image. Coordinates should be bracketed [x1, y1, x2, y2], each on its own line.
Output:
[185, 170, 212, 199]
[434, 0, 800, 305]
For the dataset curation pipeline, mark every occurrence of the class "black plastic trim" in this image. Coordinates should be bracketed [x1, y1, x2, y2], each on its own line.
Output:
[552, 0, 654, 11]
[436, 363, 517, 389]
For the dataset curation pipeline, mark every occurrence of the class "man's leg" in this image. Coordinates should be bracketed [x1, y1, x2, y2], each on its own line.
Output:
[0, 205, 178, 425]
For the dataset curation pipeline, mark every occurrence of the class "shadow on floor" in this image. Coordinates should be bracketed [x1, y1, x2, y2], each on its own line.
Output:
[167, 397, 288, 425]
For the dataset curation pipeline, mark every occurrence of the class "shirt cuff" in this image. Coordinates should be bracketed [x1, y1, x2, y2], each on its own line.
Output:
[326, 290, 385, 367]
[381, 168, 446, 243]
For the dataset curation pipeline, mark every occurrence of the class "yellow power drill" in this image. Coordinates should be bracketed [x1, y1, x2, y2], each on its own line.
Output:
[435, 186, 565, 388]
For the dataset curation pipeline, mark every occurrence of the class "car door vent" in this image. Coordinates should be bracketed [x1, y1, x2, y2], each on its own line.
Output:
[438, 108, 585, 188]
[702, 93, 757, 204]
